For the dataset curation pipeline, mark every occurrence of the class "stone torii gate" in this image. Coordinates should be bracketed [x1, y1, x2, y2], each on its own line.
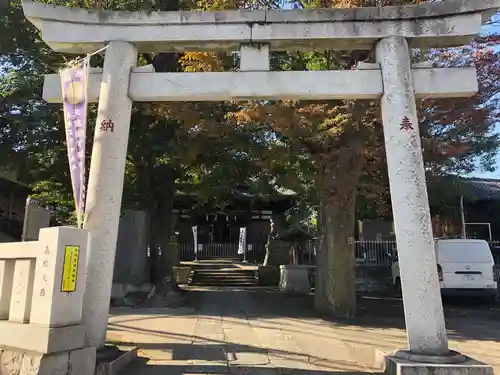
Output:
[23, 0, 499, 372]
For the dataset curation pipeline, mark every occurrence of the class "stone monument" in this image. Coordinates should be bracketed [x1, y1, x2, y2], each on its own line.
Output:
[22, 0, 500, 374]
[0, 226, 94, 375]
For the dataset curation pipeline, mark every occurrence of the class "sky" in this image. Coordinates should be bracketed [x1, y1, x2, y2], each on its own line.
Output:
[472, 17, 500, 180]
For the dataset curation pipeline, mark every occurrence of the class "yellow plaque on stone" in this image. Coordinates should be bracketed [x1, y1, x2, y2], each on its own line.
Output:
[61, 245, 79, 293]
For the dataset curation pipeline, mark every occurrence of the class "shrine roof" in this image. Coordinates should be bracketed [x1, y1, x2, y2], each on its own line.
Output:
[173, 185, 297, 212]
[460, 178, 500, 201]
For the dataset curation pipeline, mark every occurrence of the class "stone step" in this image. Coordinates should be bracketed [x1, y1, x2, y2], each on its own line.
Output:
[194, 280, 256, 283]
[193, 273, 256, 276]
[189, 268, 259, 287]
[192, 277, 257, 283]
[191, 271, 255, 277]
[193, 276, 257, 281]
[191, 275, 257, 280]
[194, 273, 257, 278]
[195, 272, 256, 274]
[190, 282, 258, 286]
[193, 279, 257, 284]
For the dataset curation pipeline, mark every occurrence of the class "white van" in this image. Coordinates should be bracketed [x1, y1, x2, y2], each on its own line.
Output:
[392, 239, 498, 300]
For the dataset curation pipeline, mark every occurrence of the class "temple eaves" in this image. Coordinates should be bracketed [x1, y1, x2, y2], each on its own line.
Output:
[22, 0, 500, 54]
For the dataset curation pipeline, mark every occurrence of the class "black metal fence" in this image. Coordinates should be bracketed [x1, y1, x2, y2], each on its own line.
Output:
[177, 239, 500, 273]
[178, 243, 266, 262]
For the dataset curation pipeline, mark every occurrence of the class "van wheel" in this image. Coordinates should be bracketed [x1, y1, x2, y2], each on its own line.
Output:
[395, 277, 402, 297]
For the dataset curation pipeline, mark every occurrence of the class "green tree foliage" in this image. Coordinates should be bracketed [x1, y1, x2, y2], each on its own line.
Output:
[1, 1, 74, 222]
[1, 0, 281, 282]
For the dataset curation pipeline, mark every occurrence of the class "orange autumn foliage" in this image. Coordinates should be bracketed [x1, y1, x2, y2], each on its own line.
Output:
[150, 0, 498, 219]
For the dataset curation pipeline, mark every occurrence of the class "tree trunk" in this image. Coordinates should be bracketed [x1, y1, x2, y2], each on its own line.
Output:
[313, 149, 364, 318]
[147, 209, 159, 284]
[146, 0, 179, 284]
[154, 165, 177, 280]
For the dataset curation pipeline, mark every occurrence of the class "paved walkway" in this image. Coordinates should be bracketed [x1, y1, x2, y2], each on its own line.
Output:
[108, 288, 500, 375]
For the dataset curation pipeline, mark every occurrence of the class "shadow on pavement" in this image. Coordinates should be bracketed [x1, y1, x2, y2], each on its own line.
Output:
[124, 361, 369, 375]
[113, 339, 372, 375]
[108, 287, 500, 375]
[181, 288, 500, 342]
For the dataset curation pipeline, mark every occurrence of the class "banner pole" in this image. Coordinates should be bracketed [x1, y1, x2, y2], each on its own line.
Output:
[79, 55, 90, 228]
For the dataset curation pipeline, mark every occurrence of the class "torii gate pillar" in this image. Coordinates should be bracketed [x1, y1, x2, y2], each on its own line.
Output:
[376, 36, 449, 357]
[82, 41, 137, 348]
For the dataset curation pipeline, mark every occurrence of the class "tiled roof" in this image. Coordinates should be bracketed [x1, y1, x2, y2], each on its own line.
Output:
[460, 178, 500, 201]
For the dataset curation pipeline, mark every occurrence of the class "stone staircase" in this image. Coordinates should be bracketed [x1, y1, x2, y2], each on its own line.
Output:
[189, 266, 259, 287]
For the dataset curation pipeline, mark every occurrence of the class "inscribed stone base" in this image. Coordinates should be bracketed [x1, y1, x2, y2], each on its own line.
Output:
[258, 265, 280, 286]
[172, 266, 191, 285]
[383, 353, 494, 375]
[0, 346, 96, 375]
[279, 265, 311, 294]
[0, 322, 85, 354]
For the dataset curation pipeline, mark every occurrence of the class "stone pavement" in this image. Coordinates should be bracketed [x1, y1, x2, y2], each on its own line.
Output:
[107, 288, 500, 375]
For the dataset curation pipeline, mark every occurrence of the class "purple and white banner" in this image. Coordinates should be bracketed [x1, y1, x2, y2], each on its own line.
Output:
[60, 60, 89, 228]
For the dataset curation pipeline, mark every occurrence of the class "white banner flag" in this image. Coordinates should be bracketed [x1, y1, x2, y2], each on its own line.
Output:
[192, 226, 198, 254]
[238, 227, 246, 254]
[60, 59, 89, 228]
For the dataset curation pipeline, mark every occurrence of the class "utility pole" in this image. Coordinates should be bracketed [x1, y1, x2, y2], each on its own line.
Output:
[460, 196, 466, 239]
